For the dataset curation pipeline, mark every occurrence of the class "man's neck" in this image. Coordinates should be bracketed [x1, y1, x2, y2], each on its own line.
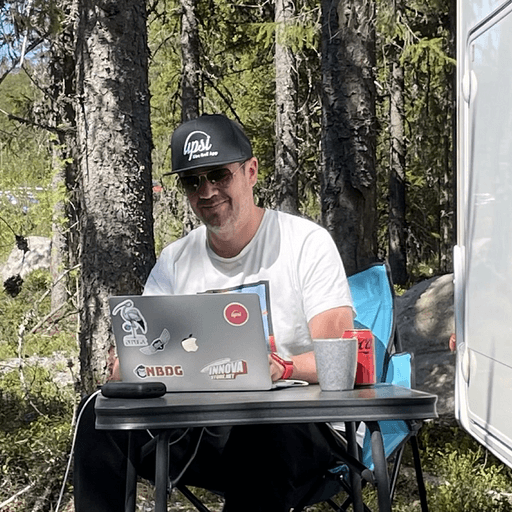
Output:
[207, 207, 265, 258]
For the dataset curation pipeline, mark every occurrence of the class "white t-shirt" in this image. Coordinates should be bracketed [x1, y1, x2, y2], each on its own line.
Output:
[144, 209, 354, 358]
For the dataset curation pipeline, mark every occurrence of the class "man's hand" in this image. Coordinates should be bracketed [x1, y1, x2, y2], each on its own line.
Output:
[268, 352, 318, 383]
[269, 354, 285, 381]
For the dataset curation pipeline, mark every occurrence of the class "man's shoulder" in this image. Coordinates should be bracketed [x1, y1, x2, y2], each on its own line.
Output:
[160, 224, 207, 258]
[268, 209, 326, 236]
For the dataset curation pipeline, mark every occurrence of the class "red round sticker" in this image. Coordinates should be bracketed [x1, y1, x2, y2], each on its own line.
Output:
[224, 303, 249, 326]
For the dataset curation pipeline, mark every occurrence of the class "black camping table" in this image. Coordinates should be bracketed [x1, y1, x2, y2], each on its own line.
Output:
[95, 383, 438, 512]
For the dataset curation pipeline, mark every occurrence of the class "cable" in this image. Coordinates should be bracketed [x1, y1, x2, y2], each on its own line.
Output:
[170, 427, 205, 488]
[55, 390, 101, 512]
[204, 427, 227, 437]
[54, 400, 204, 511]
[147, 427, 191, 446]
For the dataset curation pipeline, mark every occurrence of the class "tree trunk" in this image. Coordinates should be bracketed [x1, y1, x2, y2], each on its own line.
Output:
[388, 49, 408, 285]
[180, 0, 200, 122]
[180, 0, 201, 234]
[274, 0, 299, 214]
[75, 0, 156, 394]
[50, 164, 70, 310]
[320, 0, 377, 276]
[48, 0, 79, 311]
[440, 0, 457, 273]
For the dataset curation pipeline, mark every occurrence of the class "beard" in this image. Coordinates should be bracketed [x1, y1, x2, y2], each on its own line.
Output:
[193, 198, 235, 233]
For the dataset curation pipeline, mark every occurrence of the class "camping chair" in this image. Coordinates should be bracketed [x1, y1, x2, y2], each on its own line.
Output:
[292, 262, 430, 512]
[166, 263, 430, 511]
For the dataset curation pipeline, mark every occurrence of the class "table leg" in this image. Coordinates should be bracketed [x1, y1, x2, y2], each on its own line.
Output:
[410, 435, 429, 512]
[155, 430, 172, 512]
[366, 422, 391, 512]
[346, 422, 364, 512]
[125, 432, 137, 512]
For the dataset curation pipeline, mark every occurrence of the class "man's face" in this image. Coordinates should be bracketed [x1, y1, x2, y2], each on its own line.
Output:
[179, 158, 258, 235]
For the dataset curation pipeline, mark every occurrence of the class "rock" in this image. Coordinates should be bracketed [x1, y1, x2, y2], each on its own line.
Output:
[396, 273, 455, 418]
[0, 353, 78, 388]
[1, 236, 51, 282]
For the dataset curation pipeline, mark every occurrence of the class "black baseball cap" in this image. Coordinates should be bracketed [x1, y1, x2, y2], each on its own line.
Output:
[170, 114, 253, 174]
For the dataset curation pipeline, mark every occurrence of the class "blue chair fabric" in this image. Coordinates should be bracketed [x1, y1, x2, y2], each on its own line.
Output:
[177, 262, 430, 512]
[294, 262, 430, 512]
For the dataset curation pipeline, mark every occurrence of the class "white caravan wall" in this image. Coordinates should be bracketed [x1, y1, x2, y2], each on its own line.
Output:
[456, 0, 512, 468]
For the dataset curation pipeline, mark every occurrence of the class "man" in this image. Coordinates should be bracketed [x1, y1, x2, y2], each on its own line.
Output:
[74, 114, 354, 512]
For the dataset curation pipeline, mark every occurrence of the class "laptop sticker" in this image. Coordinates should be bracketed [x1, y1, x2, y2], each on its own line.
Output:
[134, 364, 184, 379]
[201, 358, 248, 380]
[140, 329, 171, 355]
[224, 302, 249, 326]
[111, 299, 148, 347]
[204, 281, 275, 351]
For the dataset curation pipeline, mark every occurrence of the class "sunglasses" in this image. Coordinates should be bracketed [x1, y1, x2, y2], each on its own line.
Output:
[176, 162, 245, 195]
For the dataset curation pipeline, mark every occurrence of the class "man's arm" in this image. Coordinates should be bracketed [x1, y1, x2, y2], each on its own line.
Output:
[110, 358, 121, 381]
[270, 306, 354, 382]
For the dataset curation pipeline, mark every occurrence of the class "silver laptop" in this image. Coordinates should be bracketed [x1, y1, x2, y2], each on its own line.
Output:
[109, 293, 297, 392]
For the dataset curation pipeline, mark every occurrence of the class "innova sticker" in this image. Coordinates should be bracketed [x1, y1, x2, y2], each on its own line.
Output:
[201, 358, 248, 380]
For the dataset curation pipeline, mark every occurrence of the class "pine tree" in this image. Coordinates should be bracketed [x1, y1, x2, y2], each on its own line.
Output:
[275, 0, 299, 214]
[75, 0, 155, 392]
[386, 0, 408, 285]
[320, 0, 378, 275]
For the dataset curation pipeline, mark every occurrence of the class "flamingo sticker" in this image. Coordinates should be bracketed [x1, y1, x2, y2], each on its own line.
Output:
[112, 299, 149, 347]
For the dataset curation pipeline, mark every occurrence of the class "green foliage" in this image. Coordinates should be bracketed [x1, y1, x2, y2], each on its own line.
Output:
[420, 423, 512, 511]
[375, 0, 455, 280]
[428, 450, 512, 511]
[306, 423, 512, 512]
[148, 0, 323, 243]
[0, 270, 52, 355]
[255, 14, 319, 53]
[0, 368, 75, 511]
[148, 0, 455, 277]
[0, 68, 53, 263]
[0, 266, 77, 510]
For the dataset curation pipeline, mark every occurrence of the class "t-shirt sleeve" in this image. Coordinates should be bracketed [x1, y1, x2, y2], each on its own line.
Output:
[297, 227, 355, 323]
[143, 247, 174, 296]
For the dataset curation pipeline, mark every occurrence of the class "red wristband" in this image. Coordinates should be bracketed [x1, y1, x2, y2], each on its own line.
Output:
[270, 353, 294, 379]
